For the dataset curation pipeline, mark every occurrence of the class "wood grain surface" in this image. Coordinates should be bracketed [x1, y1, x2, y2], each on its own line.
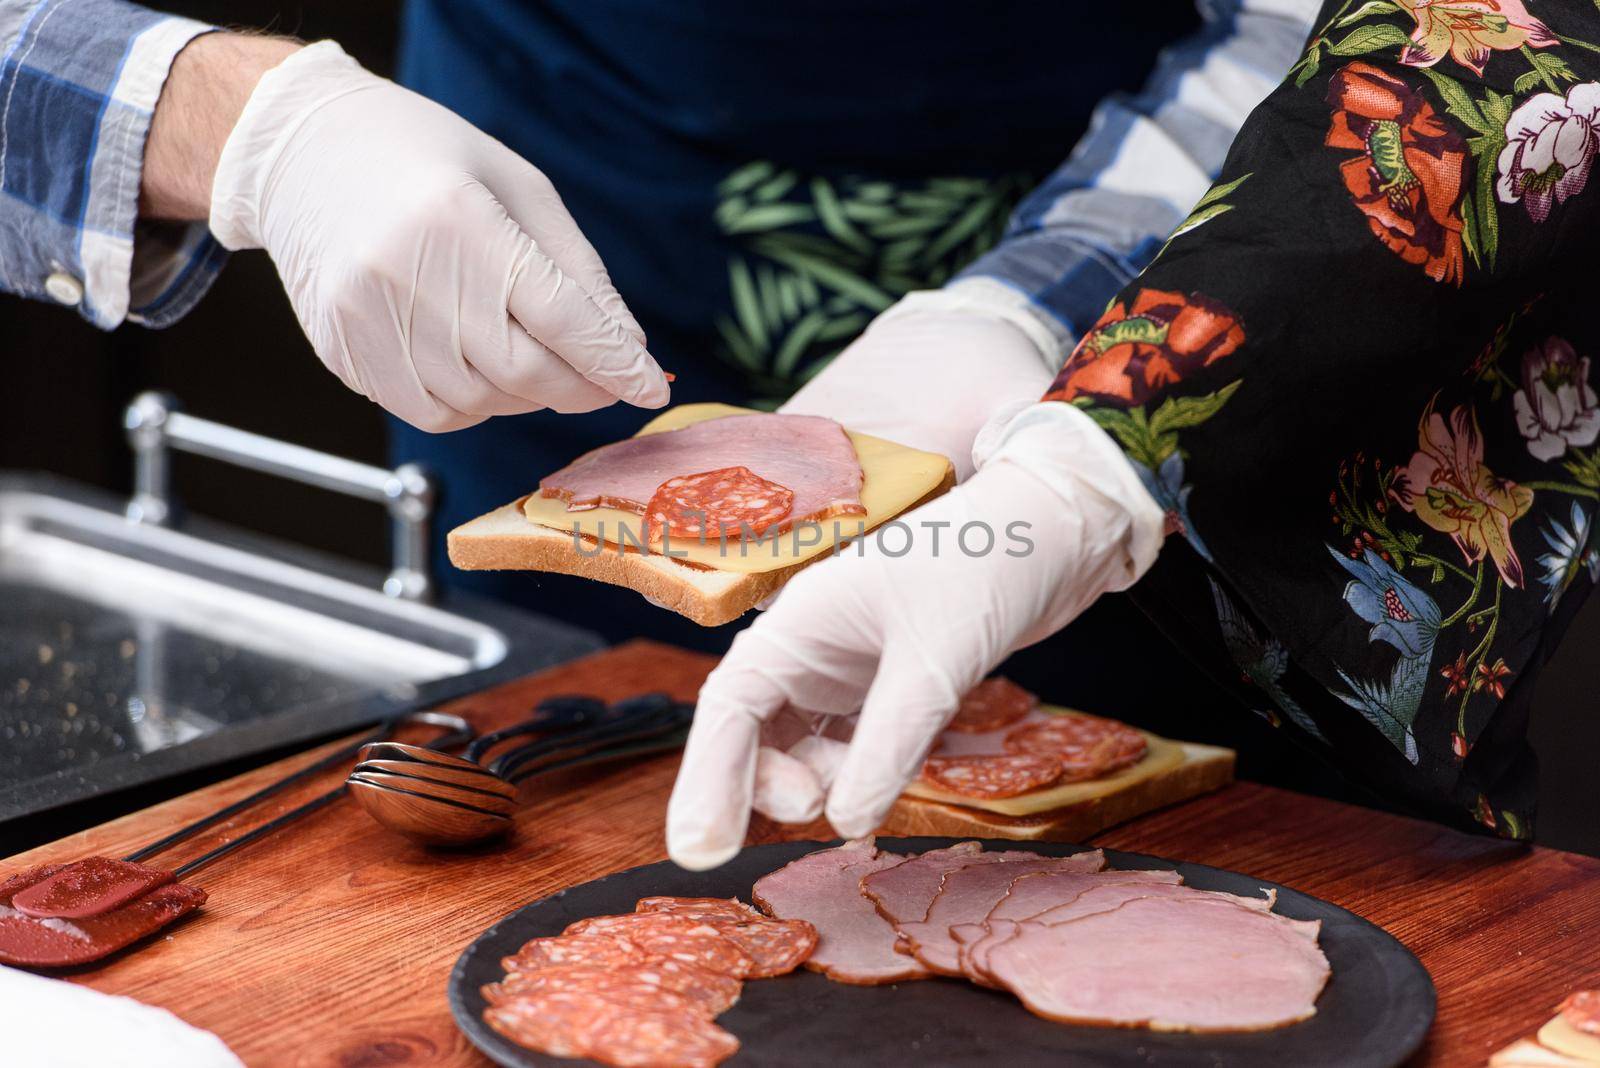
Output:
[6, 640, 1598, 1067]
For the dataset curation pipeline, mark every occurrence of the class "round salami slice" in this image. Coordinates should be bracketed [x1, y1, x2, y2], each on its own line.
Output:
[563, 912, 677, 938]
[645, 466, 795, 543]
[708, 917, 818, 978]
[487, 982, 741, 1067]
[947, 677, 1038, 733]
[586, 1008, 740, 1068]
[483, 989, 599, 1061]
[631, 958, 744, 1015]
[1561, 990, 1600, 1034]
[1003, 713, 1148, 780]
[500, 932, 647, 975]
[634, 896, 764, 921]
[484, 967, 700, 1016]
[563, 914, 755, 977]
[629, 897, 815, 977]
[487, 960, 741, 1017]
[919, 753, 1065, 799]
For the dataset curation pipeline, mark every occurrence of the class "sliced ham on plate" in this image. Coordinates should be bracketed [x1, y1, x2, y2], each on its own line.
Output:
[961, 878, 1275, 985]
[948, 868, 1185, 983]
[985, 867, 1188, 926]
[984, 894, 1329, 1032]
[538, 413, 866, 531]
[854, 841, 984, 933]
[746, 840, 1330, 1038]
[857, 843, 1099, 942]
[751, 839, 929, 985]
[892, 852, 1106, 976]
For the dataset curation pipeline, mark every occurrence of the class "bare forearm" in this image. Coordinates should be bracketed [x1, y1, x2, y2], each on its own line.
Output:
[139, 32, 301, 220]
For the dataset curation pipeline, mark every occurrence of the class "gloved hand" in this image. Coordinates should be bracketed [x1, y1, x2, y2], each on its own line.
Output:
[665, 403, 1165, 870]
[781, 284, 1062, 481]
[210, 42, 667, 432]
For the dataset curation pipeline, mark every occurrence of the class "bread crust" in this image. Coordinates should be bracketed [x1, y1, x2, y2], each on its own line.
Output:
[448, 469, 955, 627]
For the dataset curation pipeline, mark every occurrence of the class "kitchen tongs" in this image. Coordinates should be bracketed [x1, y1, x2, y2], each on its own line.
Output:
[348, 693, 693, 845]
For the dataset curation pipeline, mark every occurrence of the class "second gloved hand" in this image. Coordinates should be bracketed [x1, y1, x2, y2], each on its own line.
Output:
[780, 286, 1060, 482]
[665, 403, 1165, 870]
[210, 42, 668, 432]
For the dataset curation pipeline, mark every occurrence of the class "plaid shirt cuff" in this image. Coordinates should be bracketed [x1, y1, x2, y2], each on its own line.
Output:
[0, 1, 224, 329]
[955, 0, 1321, 347]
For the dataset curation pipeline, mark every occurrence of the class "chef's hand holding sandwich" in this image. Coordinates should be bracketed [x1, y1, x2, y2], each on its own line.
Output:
[665, 287, 1164, 870]
[670, 0, 1600, 867]
[145, 35, 667, 431]
[659, 0, 1281, 870]
[661, 0, 1296, 872]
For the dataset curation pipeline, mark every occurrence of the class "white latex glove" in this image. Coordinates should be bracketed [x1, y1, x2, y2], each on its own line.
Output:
[210, 42, 667, 432]
[0, 965, 243, 1067]
[782, 283, 1062, 481]
[666, 403, 1165, 869]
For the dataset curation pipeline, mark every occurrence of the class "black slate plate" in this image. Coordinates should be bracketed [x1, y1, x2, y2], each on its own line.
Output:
[449, 838, 1434, 1067]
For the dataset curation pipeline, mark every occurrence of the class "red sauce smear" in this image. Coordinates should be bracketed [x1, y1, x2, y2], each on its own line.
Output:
[11, 856, 173, 919]
[0, 864, 206, 967]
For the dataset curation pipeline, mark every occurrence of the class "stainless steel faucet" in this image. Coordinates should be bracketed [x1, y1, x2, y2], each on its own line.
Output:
[123, 391, 435, 600]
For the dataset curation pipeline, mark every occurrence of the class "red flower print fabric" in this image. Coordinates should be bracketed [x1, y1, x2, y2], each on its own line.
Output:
[1325, 62, 1469, 284]
[1043, 289, 1245, 407]
[1047, 0, 1600, 840]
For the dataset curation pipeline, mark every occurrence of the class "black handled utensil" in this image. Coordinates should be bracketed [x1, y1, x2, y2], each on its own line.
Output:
[349, 694, 692, 846]
[0, 710, 472, 969]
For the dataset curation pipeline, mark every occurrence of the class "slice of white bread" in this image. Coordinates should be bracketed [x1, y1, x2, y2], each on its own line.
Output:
[444, 496, 823, 626]
[1491, 1038, 1597, 1067]
[447, 405, 957, 626]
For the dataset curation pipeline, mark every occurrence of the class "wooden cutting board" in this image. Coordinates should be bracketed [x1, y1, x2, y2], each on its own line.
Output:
[7, 640, 1600, 1067]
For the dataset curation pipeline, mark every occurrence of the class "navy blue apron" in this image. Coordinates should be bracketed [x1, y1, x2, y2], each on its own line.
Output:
[392, 0, 1199, 650]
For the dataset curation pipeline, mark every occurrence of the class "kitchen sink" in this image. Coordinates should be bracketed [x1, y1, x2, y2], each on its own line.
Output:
[0, 472, 600, 830]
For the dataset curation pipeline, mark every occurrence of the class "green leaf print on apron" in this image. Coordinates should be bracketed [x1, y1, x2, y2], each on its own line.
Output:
[714, 163, 1032, 404]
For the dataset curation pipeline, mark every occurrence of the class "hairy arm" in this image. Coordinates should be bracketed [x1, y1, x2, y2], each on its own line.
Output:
[0, 2, 658, 420]
[139, 32, 300, 220]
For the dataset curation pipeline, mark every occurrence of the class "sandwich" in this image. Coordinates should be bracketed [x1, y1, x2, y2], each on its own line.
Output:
[447, 403, 955, 625]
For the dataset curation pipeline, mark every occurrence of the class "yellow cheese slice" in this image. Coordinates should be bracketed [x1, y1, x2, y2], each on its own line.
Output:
[523, 403, 953, 574]
[901, 706, 1185, 816]
[1540, 1017, 1600, 1063]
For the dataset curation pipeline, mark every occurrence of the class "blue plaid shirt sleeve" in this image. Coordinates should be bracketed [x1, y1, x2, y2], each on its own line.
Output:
[0, 0, 222, 330]
[953, 0, 1323, 360]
